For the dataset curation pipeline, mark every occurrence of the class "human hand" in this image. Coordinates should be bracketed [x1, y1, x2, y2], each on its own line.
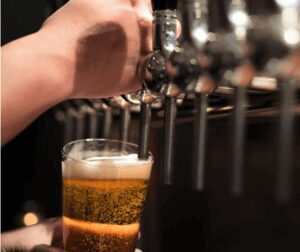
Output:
[39, 0, 153, 98]
[1, 218, 64, 251]
[1, 0, 153, 145]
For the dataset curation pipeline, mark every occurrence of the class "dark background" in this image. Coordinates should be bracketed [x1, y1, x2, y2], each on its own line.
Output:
[2, 0, 63, 231]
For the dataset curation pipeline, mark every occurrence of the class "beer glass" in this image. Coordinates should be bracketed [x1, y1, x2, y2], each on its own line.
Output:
[62, 139, 153, 252]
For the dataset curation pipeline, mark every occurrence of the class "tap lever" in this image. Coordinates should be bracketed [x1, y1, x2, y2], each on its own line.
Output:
[153, 10, 177, 58]
[102, 96, 132, 141]
[275, 79, 297, 204]
[162, 96, 177, 185]
[230, 85, 247, 197]
[136, 9, 178, 161]
[138, 102, 152, 160]
[192, 93, 208, 191]
[120, 107, 131, 142]
[102, 106, 112, 139]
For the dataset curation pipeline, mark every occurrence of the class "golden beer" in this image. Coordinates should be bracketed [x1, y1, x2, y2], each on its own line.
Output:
[61, 139, 153, 252]
[63, 178, 148, 252]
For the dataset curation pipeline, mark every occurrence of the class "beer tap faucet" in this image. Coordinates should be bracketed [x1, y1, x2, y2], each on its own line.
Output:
[89, 99, 113, 139]
[225, 0, 250, 197]
[245, 0, 300, 203]
[262, 0, 299, 204]
[167, 0, 213, 191]
[72, 99, 92, 140]
[80, 99, 100, 138]
[172, 0, 248, 194]
[126, 9, 178, 161]
[189, 0, 212, 192]
[102, 96, 132, 142]
[150, 9, 179, 185]
[276, 2, 300, 175]
[124, 88, 155, 160]
[189, 0, 249, 196]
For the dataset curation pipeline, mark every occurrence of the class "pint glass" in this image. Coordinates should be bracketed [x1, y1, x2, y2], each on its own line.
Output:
[62, 139, 153, 252]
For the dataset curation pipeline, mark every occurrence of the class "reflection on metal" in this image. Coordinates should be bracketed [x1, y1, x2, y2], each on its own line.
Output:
[162, 96, 177, 185]
[230, 86, 247, 196]
[102, 105, 113, 139]
[102, 96, 132, 142]
[88, 109, 98, 139]
[192, 93, 208, 191]
[120, 108, 131, 142]
[138, 102, 152, 160]
[251, 77, 277, 91]
[275, 80, 297, 204]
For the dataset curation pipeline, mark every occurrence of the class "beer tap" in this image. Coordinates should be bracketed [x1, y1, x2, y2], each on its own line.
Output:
[71, 99, 90, 140]
[88, 99, 113, 139]
[275, 1, 300, 204]
[226, 0, 250, 197]
[88, 108, 98, 139]
[77, 99, 97, 138]
[167, 0, 211, 191]
[245, 0, 300, 203]
[149, 9, 178, 184]
[126, 9, 178, 162]
[124, 89, 156, 160]
[138, 91, 155, 160]
[191, 0, 248, 196]
[162, 88, 179, 185]
[168, 0, 250, 194]
[102, 96, 132, 142]
[61, 101, 78, 143]
[81, 99, 100, 138]
[275, 0, 299, 204]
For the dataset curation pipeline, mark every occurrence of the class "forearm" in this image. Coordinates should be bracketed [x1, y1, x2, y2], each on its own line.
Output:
[1, 32, 72, 145]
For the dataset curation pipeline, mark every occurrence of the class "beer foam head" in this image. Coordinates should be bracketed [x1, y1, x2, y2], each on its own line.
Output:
[62, 153, 153, 180]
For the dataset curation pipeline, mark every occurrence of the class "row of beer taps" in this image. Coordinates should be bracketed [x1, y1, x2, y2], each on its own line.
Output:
[51, 0, 300, 204]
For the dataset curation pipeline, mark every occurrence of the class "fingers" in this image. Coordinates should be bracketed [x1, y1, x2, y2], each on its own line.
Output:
[130, 0, 153, 55]
[49, 218, 63, 248]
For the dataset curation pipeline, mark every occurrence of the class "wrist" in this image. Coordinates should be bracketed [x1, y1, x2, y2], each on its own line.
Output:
[3, 31, 74, 103]
[32, 30, 74, 101]
[2, 33, 74, 144]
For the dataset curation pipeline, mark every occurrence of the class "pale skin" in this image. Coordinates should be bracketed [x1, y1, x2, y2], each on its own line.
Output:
[1, 0, 153, 145]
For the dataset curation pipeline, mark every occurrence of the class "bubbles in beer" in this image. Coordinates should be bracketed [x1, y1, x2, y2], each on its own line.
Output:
[63, 178, 149, 251]
[63, 179, 148, 224]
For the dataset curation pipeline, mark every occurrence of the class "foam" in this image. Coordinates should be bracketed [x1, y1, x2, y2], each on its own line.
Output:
[62, 156, 153, 180]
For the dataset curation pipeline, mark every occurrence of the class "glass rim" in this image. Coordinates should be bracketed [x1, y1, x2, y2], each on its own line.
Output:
[62, 138, 153, 165]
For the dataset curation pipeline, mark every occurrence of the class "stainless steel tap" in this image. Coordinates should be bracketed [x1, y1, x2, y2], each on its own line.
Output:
[149, 10, 179, 185]
[88, 99, 113, 139]
[80, 99, 100, 139]
[102, 96, 132, 142]
[141, 9, 178, 97]
[166, 0, 212, 191]
[189, 0, 250, 196]
[166, 0, 203, 92]
[126, 9, 178, 163]
[243, 0, 300, 204]
[226, 0, 250, 197]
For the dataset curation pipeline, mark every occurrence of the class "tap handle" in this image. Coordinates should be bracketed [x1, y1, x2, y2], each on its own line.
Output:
[141, 10, 178, 96]
[153, 10, 178, 58]
[152, 0, 177, 10]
